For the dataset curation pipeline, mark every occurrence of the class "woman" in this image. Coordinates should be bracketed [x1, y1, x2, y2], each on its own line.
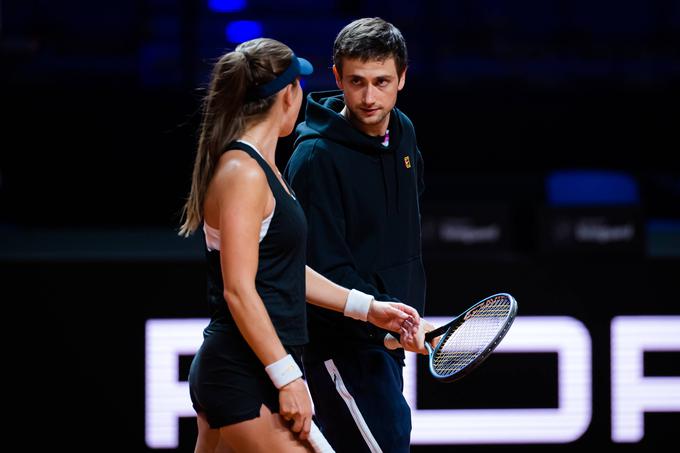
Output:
[179, 38, 420, 452]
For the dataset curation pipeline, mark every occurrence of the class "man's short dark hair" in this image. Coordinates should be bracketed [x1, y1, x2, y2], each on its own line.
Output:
[333, 17, 408, 77]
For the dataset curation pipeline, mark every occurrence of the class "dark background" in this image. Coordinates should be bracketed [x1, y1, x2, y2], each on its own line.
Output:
[1, 0, 679, 451]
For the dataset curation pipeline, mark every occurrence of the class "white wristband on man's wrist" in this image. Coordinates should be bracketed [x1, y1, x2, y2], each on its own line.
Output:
[265, 354, 302, 389]
[344, 289, 374, 322]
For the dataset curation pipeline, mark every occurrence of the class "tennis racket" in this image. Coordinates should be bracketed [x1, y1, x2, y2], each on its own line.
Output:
[309, 420, 334, 452]
[386, 292, 517, 382]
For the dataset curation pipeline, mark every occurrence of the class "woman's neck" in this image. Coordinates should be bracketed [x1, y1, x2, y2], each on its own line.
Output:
[240, 120, 279, 165]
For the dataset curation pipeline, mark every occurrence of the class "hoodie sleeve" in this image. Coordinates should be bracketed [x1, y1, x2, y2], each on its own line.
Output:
[285, 139, 401, 303]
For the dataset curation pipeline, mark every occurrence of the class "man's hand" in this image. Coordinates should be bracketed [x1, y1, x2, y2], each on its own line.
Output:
[397, 319, 438, 355]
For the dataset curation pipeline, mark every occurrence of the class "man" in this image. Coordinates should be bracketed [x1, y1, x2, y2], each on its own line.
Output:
[284, 17, 429, 452]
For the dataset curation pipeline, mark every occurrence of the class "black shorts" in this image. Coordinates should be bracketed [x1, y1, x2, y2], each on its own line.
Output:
[189, 328, 304, 429]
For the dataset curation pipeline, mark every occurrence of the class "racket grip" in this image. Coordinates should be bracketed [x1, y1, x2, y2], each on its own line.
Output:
[308, 421, 335, 453]
[384, 333, 402, 350]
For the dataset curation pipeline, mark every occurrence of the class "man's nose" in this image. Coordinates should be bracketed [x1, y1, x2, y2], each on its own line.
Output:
[363, 84, 376, 104]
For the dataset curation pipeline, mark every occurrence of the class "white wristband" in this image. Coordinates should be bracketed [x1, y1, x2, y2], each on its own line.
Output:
[344, 289, 374, 322]
[265, 354, 302, 389]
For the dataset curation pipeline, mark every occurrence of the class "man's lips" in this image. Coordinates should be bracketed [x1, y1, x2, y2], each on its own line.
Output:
[360, 107, 380, 116]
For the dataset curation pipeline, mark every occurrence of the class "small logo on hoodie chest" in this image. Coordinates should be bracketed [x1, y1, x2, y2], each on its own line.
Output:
[403, 156, 412, 169]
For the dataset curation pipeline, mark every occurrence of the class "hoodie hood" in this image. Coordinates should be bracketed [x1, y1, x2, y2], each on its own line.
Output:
[294, 90, 410, 216]
[294, 90, 402, 154]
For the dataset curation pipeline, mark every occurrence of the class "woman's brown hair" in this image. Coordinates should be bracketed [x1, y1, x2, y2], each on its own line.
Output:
[178, 38, 294, 236]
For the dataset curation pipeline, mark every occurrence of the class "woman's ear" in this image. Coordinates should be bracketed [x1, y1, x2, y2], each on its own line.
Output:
[280, 83, 294, 111]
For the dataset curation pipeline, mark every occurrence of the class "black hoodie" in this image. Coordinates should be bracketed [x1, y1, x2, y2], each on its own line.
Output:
[284, 90, 426, 361]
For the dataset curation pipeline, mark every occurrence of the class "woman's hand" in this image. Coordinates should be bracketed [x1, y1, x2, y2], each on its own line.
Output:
[278, 378, 314, 440]
[367, 301, 421, 333]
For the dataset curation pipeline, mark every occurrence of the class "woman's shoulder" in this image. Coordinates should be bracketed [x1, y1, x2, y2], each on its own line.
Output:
[203, 148, 270, 224]
[217, 148, 265, 177]
[211, 149, 268, 194]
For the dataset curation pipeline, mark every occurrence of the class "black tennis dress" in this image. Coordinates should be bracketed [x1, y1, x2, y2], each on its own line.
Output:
[188, 140, 308, 428]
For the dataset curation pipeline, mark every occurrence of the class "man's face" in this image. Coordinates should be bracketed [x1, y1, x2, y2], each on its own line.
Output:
[334, 57, 406, 135]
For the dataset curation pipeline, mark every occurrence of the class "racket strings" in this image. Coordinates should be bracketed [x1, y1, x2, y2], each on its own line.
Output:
[432, 297, 512, 376]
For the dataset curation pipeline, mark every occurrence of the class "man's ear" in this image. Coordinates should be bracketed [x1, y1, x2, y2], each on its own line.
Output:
[332, 64, 343, 90]
[398, 66, 407, 91]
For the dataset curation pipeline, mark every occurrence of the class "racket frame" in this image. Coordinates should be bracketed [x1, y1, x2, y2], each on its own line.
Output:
[424, 292, 517, 382]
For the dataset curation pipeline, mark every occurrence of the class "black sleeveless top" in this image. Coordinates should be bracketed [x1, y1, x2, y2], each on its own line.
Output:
[204, 141, 308, 345]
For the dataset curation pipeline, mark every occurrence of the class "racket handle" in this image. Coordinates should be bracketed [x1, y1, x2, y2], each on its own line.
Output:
[308, 421, 335, 453]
